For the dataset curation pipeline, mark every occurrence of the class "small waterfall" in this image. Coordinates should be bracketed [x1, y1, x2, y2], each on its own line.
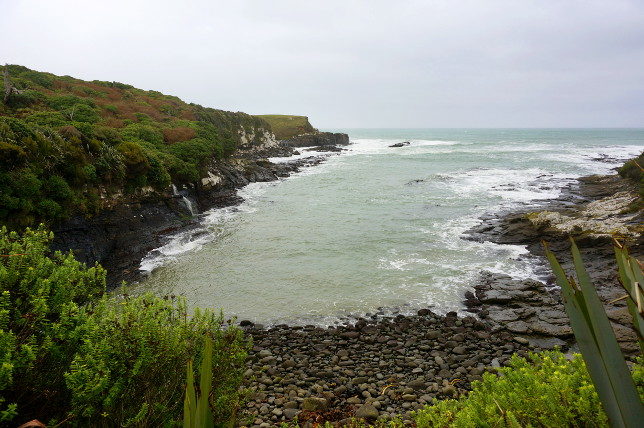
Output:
[181, 196, 196, 216]
[172, 183, 196, 216]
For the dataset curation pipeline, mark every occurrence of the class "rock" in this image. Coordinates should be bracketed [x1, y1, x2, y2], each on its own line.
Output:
[527, 336, 566, 349]
[258, 349, 272, 358]
[284, 401, 298, 409]
[301, 397, 328, 411]
[441, 385, 457, 396]
[283, 408, 299, 419]
[341, 331, 361, 339]
[407, 379, 427, 390]
[355, 404, 379, 420]
[452, 346, 467, 354]
[284, 132, 350, 147]
[389, 141, 410, 148]
[282, 359, 297, 368]
[352, 376, 370, 385]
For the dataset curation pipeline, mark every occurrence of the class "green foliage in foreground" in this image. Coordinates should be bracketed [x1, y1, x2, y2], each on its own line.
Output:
[255, 114, 316, 140]
[66, 294, 248, 427]
[619, 151, 644, 205]
[281, 352, 643, 428]
[545, 241, 644, 427]
[414, 351, 643, 428]
[0, 226, 249, 426]
[183, 336, 216, 428]
[0, 225, 105, 422]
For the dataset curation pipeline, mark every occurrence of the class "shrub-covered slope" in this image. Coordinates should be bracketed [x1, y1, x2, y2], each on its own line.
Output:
[0, 64, 274, 228]
[255, 114, 316, 139]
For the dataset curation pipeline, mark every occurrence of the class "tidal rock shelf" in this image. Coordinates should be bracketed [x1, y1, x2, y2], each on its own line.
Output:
[465, 173, 642, 355]
[240, 310, 536, 427]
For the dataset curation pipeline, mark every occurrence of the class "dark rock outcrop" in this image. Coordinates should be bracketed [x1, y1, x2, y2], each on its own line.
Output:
[464, 173, 643, 355]
[389, 141, 410, 148]
[283, 132, 350, 147]
[52, 153, 329, 287]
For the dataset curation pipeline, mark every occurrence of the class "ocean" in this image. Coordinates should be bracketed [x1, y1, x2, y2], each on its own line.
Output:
[135, 129, 644, 325]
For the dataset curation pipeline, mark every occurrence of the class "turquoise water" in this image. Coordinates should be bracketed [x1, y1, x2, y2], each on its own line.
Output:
[137, 129, 644, 325]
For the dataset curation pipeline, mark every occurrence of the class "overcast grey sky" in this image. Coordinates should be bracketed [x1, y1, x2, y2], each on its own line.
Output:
[2, 1, 643, 128]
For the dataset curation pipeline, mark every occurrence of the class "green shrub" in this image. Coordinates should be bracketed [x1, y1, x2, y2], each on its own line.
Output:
[619, 152, 643, 182]
[121, 123, 164, 146]
[0, 142, 27, 166]
[94, 143, 126, 183]
[0, 225, 106, 423]
[413, 351, 643, 427]
[116, 141, 150, 176]
[65, 294, 248, 427]
[47, 95, 95, 111]
[20, 71, 54, 89]
[62, 103, 100, 123]
[25, 111, 68, 128]
[6, 90, 46, 108]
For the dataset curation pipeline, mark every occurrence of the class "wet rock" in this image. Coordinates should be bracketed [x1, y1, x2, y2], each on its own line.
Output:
[301, 397, 328, 411]
[355, 404, 379, 420]
[389, 141, 410, 148]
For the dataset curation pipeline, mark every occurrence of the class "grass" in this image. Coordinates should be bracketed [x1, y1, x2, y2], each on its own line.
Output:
[255, 114, 316, 139]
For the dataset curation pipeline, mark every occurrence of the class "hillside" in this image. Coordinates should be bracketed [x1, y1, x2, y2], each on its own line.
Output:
[255, 114, 316, 139]
[0, 64, 275, 228]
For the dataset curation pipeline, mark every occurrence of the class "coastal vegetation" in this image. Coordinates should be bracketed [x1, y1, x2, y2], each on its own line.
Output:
[254, 115, 316, 140]
[6, 224, 644, 426]
[0, 64, 272, 228]
[2, 66, 643, 426]
[545, 240, 644, 426]
[0, 226, 248, 426]
[619, 151, 644, 211]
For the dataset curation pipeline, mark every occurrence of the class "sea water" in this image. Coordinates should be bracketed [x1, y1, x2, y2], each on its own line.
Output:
[135, 129, 644, 325]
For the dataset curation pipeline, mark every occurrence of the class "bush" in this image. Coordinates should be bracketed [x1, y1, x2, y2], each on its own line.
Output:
[47, 95, 95, 111]
[120, 123, 164, 146]
[0, 225, 106, 423]
[25, 111, 69, 128]
[619, 152, 643, 182]
[413, 351, 643, 427]
[94, 144, 126, 183]
[20, 71, 54, 89]
[0, 227, 249, 426]
[163, 126, 197, 143]
[65, 294, 249, 427]
[0, 142, 27, 166]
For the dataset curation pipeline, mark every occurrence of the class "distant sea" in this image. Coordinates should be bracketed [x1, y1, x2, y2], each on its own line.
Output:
[135, 129, 644, 325]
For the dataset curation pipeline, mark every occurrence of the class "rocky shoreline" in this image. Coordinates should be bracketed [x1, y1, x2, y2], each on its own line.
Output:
[464, 172, 642, 355]
[52, 136, 641, 426]
[52, 136, 350, 287]
[240, 309, 536, 427]
[237, 165, 642, 427]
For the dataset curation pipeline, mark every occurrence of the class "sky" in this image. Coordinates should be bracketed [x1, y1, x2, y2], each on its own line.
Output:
[2, 0, 644, 128]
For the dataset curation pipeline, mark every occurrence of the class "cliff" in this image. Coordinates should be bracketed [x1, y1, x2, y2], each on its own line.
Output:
[256, 114, 349, 147]
[0, 64, 281, 229]
[254, 114, 316, 140]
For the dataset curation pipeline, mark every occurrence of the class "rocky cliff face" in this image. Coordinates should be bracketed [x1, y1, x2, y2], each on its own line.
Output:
[50, 123, 323, 286]
[283, 131, 350, 147]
